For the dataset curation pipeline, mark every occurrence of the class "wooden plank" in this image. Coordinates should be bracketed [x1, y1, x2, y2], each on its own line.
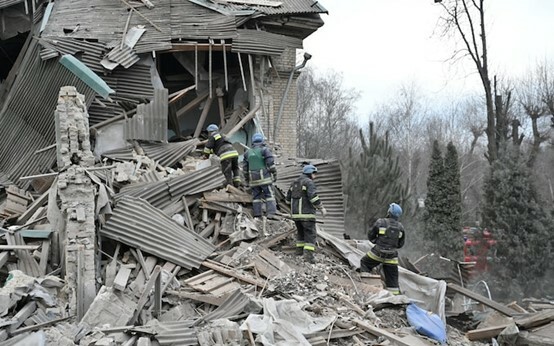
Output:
[113, 266, 133, 291]
[354, 319, 413, 346]
[466, 324, 508, 341]
[0, 245, 40, 250]
[255, 228, 295, 248]
[517, 310, 554, 329]
[0, 252, 9, 269]
[105, 244, 120, 287]
[166, 290, 226, 306]
[39, 239, 50, 275]
[258, 249, 292, 274]
[130, 266, 162, 324]
[11, 316, 72, 336]
[176, 89, 209, 118]
[447, 283, 517, 317]
[9, 301, 37, 333]
[507, 301, 529, 314]
[201, 260, 266, 288]
[185, 270, 239, 296]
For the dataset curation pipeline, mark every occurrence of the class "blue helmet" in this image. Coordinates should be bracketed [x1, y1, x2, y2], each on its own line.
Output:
[302, 164, 318, 175]
[252, 133, 264, 143]
[206, 124, 219, 132]
[388, 203, 402, 218]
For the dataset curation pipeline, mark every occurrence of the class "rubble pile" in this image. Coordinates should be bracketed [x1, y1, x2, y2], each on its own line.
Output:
[3, 134, 553, 345]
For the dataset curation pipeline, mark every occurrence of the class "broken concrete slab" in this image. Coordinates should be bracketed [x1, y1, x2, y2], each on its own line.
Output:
[80, 286, 136, 329]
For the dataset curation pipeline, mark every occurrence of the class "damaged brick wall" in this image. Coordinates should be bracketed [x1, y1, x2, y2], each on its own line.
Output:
[55, 86, 97, 319]
[267, 48, 299, 158]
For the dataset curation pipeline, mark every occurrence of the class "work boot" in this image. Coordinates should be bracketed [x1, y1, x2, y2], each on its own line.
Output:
[303, 250, 315, 264]
[295, 247, 304, 256]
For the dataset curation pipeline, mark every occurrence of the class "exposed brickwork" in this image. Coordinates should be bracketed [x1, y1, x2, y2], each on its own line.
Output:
[258, 48, 300, 159]
[55, 86, 97, 320]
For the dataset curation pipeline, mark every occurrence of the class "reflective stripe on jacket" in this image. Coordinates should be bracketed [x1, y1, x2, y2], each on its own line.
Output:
[285, 174, 321, 220]
[204, 133, 238, 160]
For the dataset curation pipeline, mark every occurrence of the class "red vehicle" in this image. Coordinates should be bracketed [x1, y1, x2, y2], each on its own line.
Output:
[463, 227, 496, 274]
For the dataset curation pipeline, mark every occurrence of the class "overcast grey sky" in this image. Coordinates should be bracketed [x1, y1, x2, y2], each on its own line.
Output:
[302, 0, 554, 120]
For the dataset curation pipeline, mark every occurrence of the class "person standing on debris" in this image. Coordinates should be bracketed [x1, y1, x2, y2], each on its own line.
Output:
[203, 124, 242, 187]
[360, 203, 405, 295]
[243, 133, 278, 219]
[286, 164, 327, 264]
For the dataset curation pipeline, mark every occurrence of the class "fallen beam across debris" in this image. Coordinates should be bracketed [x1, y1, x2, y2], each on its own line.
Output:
[447, 283, 517, 317]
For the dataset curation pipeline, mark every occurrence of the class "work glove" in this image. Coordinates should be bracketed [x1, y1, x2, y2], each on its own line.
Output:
[320, 207, 328, 217]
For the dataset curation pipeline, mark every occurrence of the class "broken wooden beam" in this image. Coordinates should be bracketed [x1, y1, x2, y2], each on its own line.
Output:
[447, 283, 517, 317]
[353, 319, 412, 346]
[201, 259, 266, 288]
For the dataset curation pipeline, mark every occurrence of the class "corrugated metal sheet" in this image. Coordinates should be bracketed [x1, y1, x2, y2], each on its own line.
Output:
[38, 37, 106, 72]
[104, 64, 155, 99]
[88, 98, 125, 126]
[115, 165, 225, 210]
[106, 45, 140, 69]
[140, 139, 199, 167]
[101, 146, 135, 162]
[275, 160, 345, 237]
[154, 320, 197, 345]
[197, 288, 251, 322]
[41, 0, 172, 52]
[0, 0, 24, 10]
[126, 89, 168, 142]
[170, 0, 237, 40]
[232, 29, 302, 56]
[102, 139, 198, 167]
[195, 0, 327, 15]
[101, 196, 215, 270]
[0, 32, 96, 188]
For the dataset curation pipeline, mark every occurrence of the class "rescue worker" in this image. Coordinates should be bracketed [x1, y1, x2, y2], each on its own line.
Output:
[203, 124, 241, 187]
[243, 133, 277, 219]
[360, 203, 405, 295]
[285, 164, 327, 264]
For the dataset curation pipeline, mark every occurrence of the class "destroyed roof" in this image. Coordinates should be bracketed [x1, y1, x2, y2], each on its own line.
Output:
[191, 0, 328, 16]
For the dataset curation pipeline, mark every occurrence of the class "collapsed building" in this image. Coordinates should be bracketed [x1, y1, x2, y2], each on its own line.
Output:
[1, 0, 554, 345]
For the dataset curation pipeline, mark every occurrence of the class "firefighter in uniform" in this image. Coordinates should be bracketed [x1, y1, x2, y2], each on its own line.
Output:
[203, 124, 241, 187]
[285, 164, 327, 264]
[243, 133, 277, 219]
[360, 203, 405, 295]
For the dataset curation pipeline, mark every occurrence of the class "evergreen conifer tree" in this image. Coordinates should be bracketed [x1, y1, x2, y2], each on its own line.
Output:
[342, 123, 409, 238]
[423, 140, 448, 255]
[443, 142, 463, 257]
[482, 145, 554, 298]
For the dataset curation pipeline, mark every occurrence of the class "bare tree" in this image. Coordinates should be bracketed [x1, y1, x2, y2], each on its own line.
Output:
[516, 65, 552, 166]
[296, 67, 360, 159]
[437, 0, 498, 162]
[368, 83, 428, 201]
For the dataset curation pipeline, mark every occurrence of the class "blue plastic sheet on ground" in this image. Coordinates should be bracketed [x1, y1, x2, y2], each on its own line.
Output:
[406, 302, 447, 344]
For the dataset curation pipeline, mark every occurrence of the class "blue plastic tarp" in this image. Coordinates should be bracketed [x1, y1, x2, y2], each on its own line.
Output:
[407, 302, 447, 344]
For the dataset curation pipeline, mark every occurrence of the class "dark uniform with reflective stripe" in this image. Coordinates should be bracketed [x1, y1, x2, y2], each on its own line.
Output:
[204, 132, 241, 186]
[360, 217, 405, 294]
[243, 143, 277, 217]
[286, 174, 321, 254]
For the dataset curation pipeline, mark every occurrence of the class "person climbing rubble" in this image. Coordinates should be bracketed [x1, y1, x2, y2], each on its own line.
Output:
[285, 164, 327, 264]
[203, 124, 242, 187]
[360, 202, 405, 295]
[243, 133, 278, 220]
